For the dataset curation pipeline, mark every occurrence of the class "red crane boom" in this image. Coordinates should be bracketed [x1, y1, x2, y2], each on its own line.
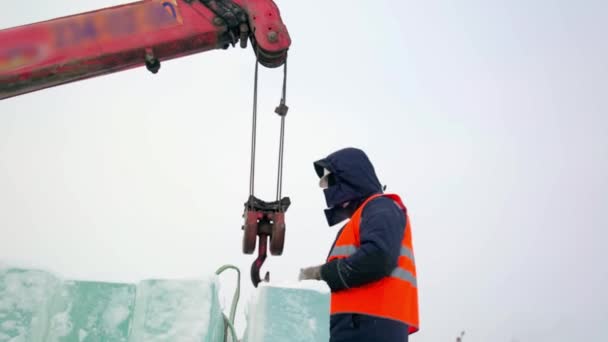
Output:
[0, 0, 291, 100]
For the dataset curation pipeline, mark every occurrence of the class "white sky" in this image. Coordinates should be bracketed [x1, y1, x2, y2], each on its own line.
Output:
[1, 0, 607, 341]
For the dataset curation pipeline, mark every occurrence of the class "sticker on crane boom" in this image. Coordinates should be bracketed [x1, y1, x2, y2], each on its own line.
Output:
[52, 0, 183, 49]
[0, 45, 49, 73]
[0, 1, 183, 73]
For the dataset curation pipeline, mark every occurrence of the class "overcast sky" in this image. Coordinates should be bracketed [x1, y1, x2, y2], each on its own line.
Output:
[1, 0, 607, 341]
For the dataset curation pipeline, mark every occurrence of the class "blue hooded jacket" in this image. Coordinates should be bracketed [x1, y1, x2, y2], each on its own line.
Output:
[314, 148, 410, 342]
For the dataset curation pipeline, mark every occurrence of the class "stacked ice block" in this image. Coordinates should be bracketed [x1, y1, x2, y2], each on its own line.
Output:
[0, 267, 225, 342]
[0, 268, 59, 341]
[1, 265, 331, 342]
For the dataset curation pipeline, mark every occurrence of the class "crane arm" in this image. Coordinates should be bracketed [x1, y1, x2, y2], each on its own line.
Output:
[0, 0, 293, 288]
[0, 0, 291, 100]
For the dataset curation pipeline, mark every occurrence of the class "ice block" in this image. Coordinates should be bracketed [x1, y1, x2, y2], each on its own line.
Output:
[128, 277, 225, 342]
[45, 280, 136, 342]
[0, 267, 60, 342]
[243, 280, 330, 342]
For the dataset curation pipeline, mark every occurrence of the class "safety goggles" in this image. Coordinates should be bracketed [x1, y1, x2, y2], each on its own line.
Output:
[319, 168, 336, 189]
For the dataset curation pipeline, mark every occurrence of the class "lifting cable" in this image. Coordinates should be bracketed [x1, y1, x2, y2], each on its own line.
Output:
[244, 37, 290, 288]
[275, 59, 287, 202]
[248, 53, 289, 203]
[248, 60, 259, 197]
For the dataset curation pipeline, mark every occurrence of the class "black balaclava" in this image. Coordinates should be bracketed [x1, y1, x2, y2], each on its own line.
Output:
[313, 147, 383, 226]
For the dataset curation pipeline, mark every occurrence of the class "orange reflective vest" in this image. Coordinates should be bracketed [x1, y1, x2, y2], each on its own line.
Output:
[326, 193, 419, 334]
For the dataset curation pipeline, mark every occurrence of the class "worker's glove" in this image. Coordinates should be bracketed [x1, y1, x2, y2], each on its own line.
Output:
[299, 265, 322, 281]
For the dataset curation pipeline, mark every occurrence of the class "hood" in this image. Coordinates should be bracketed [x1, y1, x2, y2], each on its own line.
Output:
[313, 147, 383, 225]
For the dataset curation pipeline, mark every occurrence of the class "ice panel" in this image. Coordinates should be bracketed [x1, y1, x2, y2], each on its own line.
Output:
[0, 267, 60, 342]
[45, 280, 136, 342]
[129, 276, 225, 342]
[243, 280, 330, 342]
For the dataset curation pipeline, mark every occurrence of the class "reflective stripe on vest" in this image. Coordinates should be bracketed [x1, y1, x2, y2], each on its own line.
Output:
[330, 244, 415, 261]
[328, 244, 417, 287]
[328, 245, 358, 258]
[391, 268, 417, 288]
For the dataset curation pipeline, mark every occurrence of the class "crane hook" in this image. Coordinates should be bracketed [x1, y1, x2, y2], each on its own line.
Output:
[242, 196, 290, 287]
[251, 234, 270, 287]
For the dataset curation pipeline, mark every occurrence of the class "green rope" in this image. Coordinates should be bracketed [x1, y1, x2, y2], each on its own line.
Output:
[216, 265, 241, 342]
[223, 313, 239, 342]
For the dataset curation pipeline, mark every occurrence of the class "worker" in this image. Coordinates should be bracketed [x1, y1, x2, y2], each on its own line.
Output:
[299, 147, 419, 341]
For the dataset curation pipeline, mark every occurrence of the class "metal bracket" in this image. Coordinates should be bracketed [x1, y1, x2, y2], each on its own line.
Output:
[144, 48, 160, 74]
[199, 0, 249, 48]
[274, 103, 288, 116]
[242, 195, 290, 287]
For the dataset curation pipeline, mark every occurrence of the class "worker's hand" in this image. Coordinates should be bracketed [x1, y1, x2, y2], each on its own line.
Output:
[299, 265, 322, 281]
